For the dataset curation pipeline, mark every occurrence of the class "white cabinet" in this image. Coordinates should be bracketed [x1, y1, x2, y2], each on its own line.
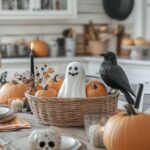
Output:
[0, 0, 77, 20]
[0, 57, 88, 80]
[1, 57, 150, 87]
[0, 57, 150, 112]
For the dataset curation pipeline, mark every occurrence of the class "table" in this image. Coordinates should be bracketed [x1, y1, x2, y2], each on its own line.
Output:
[0, 113, 105, 150]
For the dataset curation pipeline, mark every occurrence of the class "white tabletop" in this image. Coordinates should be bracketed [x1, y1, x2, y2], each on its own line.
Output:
[0, 113, 105, 150]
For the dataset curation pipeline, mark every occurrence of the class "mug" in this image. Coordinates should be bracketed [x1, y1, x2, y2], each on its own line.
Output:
[30, 0, 41, 10]
[65, 38, 76, 57]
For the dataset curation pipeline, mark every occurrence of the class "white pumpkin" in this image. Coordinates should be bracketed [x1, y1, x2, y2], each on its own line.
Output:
[11, 99, 24, 113]
[57, 61, 86, 98]
[28, 127, 61, 150]
[88, 124, 105, 148]
[144, 108, 150, 115]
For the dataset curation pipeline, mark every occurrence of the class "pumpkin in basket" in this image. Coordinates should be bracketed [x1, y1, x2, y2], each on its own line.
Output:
[29, 84, 43, 96]
[47, 74, 63, 92]
[28, 39, 49, 57]
[103, 104, 150, 150]
[0, 80, 29, 105]
[86, 80, 107, 97]
[35, 85, 57, 97]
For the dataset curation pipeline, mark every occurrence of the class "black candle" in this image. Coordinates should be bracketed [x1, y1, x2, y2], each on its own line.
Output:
[30, 51, 34, 76]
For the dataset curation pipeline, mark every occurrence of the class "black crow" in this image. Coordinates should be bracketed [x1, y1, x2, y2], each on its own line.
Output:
[100, 52, 135, 105]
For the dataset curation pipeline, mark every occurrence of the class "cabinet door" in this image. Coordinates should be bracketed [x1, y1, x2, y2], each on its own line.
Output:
[0, 0, 77, 20]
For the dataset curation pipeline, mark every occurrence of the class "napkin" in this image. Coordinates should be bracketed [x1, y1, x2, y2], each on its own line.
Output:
[0, 117, 31, 132]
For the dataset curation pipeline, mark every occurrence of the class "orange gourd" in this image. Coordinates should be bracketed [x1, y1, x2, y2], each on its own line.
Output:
[0, 81, 29, 105]
[28, 39, 49, 57]
[103, 104, 150, 150]
[47, 74, 63, 92]
[86, 80, 107, 97]
[35, 85, 57, 97]
[29, 84, 43, 96]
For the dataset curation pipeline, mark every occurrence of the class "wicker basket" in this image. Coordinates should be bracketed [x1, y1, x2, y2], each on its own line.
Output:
[25, 92, 119, 127]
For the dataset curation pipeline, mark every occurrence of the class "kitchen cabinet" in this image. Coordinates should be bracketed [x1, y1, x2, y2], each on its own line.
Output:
[0, 56, 150, 112]
[0, 0, 77, 20]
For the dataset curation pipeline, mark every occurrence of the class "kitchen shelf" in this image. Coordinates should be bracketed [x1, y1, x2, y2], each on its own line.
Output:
[1, 56, 150, 67]
[0, 0, 77, 20]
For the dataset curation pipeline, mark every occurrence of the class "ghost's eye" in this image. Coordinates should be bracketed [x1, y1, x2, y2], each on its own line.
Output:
[39, 141, 45, 148]
[74, 67, 78, 70]
[69, 67, 72, 70]
[48, 141, 55, 148]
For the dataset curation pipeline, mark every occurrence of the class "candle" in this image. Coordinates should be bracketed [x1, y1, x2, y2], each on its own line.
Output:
[89, 124, 105, 148]
[99, 126, 105, 147]
[30, 43, 34, 76]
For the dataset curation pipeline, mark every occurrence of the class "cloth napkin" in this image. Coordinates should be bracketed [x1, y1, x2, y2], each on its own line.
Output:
[0, 117, 31, 132]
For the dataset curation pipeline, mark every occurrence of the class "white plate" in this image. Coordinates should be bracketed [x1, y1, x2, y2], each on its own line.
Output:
[0, 107, 10, 116]
[7, 135, 81, 150]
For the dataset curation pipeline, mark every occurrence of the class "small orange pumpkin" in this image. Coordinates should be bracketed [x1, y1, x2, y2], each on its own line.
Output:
[29, 84, 43, 96]
[47, 74, 63, 92]
[86, 80, 107, 97]
[0, 80, 29, 105]
[28, 39, 49, 57]
[103, 104, 150, 150]
[35, 85, 57, 97]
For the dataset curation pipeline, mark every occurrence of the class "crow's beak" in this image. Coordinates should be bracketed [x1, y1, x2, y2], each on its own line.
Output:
[100, 53, 105, 57]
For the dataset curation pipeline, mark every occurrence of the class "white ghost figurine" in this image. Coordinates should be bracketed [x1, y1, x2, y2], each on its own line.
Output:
[28, 127, 61, 150]
[58, 61, 86, 98]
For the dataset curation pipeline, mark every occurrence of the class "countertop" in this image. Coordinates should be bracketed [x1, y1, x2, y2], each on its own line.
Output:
[1, 56, 150, 66]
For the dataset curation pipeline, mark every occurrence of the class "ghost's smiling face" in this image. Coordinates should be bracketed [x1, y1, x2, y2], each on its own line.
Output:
[68, 66, 79, 77]
[67, 62, 81, 78]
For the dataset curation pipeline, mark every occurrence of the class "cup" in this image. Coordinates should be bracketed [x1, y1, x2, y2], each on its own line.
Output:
[88, 40, 108, 56]
[57, 38, 65, 56]
[84, 113, 110, 148]
[49, 41, 58, 57]
[30, 0, 41, 10]
[65, 38, 76, 57]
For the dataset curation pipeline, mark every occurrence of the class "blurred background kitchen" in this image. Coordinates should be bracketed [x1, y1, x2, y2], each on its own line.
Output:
[0, 0, 149, 59]
[0, 0, 150, 112]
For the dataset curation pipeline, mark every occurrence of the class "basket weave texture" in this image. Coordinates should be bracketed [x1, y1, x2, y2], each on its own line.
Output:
[25, 92, 119, 127]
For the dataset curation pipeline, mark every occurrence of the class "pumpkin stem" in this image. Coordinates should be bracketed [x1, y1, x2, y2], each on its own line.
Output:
[53, 74, 59, 82]
[43, 84, 49, 90]
[124, 104, 137, 116]
[91, 83, 98, 89]
[11, 80, 18, 84]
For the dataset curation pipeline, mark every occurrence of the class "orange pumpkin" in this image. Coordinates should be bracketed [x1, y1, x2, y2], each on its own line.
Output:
[29, 84, 43, 96]
[103, 104, 150, 150]
[28, 39, 49, 57]
[35, 85, 57, 97]
[47, 74, 63, 92]
[86, 80, 107, 97]
[0, 81, 29, 105]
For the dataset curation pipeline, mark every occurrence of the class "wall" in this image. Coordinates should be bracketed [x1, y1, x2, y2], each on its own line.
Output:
[0, 0, 111, 44]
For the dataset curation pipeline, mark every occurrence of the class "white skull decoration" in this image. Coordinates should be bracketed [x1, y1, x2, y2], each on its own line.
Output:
[28, 127, 61, 150]
[57, 61, 86, 98]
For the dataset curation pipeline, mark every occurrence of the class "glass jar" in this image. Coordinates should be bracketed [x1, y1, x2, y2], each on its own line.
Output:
[84, 113, 110, 148]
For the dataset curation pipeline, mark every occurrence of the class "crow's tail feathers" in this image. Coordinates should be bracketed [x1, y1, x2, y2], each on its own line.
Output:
[122, 90, 135, 105]
[128, 88, 136, 97]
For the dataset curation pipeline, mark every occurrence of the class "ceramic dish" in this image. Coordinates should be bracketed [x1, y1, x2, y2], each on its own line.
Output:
[0, 107, 10, 116]
[6, 135, 85, 150]
[0, 112, 16, 123]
